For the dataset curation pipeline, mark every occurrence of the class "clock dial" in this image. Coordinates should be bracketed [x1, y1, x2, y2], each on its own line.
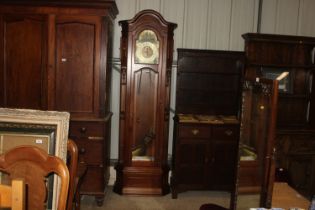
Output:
[135, 30, 159, 64]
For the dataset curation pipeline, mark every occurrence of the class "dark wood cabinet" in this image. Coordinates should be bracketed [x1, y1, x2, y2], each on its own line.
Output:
[0, 14, 48, 109]
[243, 33, 315, 129]
[242, 33, 315, 198]
[69, 116, 112, 205]
[0, 0, 118, 205]
[114, 10, 177, 195]
[171, 49, 244, 199]
[172, 121, 239, 196]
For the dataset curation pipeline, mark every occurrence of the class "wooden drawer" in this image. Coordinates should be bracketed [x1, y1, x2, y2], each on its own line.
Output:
[69, 121, 104, 138]
[212, 125, 238, 141]
[73, 138, 104, 165]
[178, 124, 210, 139]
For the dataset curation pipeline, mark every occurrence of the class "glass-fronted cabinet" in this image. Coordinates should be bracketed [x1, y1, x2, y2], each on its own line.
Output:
[242, 33, 315, 199]
[237, 78, 278, 209]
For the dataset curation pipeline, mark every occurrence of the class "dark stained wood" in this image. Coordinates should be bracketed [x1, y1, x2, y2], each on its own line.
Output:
[69, 113, 112, 205]
[0, 15, 47, 109]
[114, 10, 177, 195]
[171, 49, 244, 205]
[238, 78, 279, 208]
[55, 17, 97, 117]
[172, 122, 239, 198]
[0, 146, 69, 210]
[176, 49, 244, 115]
[66, 139, 78, 210]
[242, 33, 315, 199]
[243, 33, 315, 128]
[0, 0, 117, 205]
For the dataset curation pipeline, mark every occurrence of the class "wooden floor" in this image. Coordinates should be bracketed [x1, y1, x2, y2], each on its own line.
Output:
[272, 182, 310, 209]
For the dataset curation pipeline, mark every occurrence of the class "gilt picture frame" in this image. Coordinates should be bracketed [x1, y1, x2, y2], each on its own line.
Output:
[0, 108, 70, 210]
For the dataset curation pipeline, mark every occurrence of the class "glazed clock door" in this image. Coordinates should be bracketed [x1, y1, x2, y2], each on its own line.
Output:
[114, 10, 177, 195]
[131, 30, 160, 163]
[131, 66, 158, 162]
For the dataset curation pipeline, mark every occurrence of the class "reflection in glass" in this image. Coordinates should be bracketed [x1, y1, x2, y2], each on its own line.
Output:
[135, 30, 159, 64]
[237, 78, 278, 209]
[132, 67, 158, 162]
[261, 67, 291, 93]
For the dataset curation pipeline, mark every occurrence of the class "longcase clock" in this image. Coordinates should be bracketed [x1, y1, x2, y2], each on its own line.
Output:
[114, 10, 177, 195]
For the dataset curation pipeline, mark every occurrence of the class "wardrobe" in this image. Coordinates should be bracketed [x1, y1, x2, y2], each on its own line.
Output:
[0, 0, 118, 205]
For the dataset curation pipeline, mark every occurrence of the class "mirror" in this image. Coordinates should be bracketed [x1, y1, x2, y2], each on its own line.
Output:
[236, 78, 278, 209]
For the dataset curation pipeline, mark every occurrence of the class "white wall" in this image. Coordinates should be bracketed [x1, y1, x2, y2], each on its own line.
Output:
[110, 0, 315, 159]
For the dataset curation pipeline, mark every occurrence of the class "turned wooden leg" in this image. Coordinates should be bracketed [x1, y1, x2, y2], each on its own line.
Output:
[95, 195, 104, 206]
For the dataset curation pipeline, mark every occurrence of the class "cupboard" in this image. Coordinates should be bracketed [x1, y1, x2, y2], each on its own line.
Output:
[0, 0, 118, 205]
[171, 49, 244, 199]
[169, 48, 279, 208]
[242, 33, 315, 198]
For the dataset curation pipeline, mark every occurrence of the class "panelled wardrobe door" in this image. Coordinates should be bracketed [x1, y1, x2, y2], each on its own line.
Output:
[114, 10, 177, 195]
[0, 0, 118, 206]
[55, 16, 100, 118]
[0, 15, 47, 109]
[54, 15, 116, 205]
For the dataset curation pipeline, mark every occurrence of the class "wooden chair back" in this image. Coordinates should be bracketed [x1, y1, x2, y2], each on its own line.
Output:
[67, 139, 78, 210]
[0, 146, 69, 210]
[0, 178, 25, 210]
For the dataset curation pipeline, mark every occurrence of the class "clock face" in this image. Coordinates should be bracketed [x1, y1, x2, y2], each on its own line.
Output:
[135, 30, 159, 64]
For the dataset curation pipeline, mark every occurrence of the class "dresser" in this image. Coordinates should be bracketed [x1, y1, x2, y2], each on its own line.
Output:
[0, 0, 118, 205]
[171, 49, 244, 198]
[172, 115, 239, 198]
[242, 33, 315, 198]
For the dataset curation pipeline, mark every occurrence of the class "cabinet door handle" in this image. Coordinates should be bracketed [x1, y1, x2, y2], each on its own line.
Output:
[88, 136, 104, 141]
[225, 130, 233, 136]
[80, 127, 87, 133]
[79, 148, 86, 154]
[191, 129, 199, 135]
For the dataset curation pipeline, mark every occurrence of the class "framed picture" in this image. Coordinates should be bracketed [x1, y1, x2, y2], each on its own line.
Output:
[0, 108, 70, 210]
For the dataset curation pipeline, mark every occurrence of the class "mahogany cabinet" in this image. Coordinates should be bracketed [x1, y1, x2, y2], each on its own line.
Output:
[242, 33, 315, 198]
[0, 0, 118, 205]
[172, 118, 239, 198]
[171, 49, 244, 199]
[114, 10, 177, 195]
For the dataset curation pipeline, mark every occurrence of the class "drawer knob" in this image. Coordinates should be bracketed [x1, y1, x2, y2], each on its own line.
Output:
[79, 148, 86, 154]
[225, 130, 233, 136]
[191, 129, 199, 135]
[80, 127, 87, 133]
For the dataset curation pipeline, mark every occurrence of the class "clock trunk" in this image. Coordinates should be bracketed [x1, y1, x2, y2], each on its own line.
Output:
[114, 10, 177, 195]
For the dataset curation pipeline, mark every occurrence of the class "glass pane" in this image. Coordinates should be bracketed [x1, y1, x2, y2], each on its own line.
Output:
[261, 67, 291, 93]
[131, 68, 158, 162]
[135, 30, 159, 64]
[238, 79, 274, 209]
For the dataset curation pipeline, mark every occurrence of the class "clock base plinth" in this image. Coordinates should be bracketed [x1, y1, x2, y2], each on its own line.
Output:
[113, 164, 170, 195]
